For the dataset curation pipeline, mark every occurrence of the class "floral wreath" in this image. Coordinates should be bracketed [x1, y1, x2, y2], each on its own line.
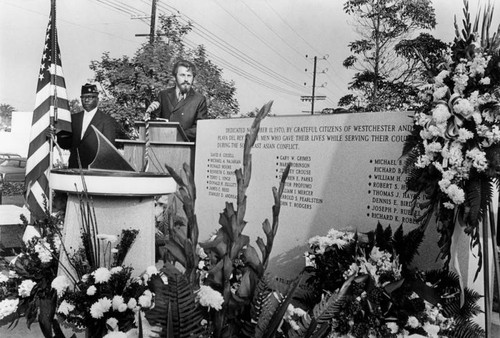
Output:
[402, 0, 500, 274]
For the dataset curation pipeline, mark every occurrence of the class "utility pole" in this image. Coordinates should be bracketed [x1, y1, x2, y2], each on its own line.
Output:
[311, 56, 317, 115]
[301, 55, 328, 115]
[134, 0, 158, 44]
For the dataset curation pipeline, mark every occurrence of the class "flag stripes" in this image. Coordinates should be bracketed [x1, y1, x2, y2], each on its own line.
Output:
[25, 10, 72, 219]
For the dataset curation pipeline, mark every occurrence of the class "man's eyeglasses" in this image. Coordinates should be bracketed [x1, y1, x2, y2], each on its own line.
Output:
[81, 95, 98, 101]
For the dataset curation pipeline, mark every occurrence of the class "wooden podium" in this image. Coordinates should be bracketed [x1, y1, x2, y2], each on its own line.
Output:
[116, 121, 195, 174]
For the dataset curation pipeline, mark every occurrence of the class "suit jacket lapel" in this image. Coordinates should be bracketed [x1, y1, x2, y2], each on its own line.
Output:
[166, 89, 178, 112]
[73, 113, 84, 144]
[174, 89, 194, 111]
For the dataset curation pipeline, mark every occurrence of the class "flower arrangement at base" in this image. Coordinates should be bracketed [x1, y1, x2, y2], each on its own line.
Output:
[402, 0, 500, 273]
[304, 223, 484, 338]
[54, 265, 160, 337]
[53, 213, 165, 338]
[0, 206, 64, 335]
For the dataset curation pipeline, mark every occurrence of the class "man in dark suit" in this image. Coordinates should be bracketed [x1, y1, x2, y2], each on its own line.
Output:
[146, 60, 207, 141]
[58, 83, 120, 169]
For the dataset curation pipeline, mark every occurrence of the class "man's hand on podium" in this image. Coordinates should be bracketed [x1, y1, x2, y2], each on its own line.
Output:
[144, 101, 160, 121]
[146, 101, 159, 113]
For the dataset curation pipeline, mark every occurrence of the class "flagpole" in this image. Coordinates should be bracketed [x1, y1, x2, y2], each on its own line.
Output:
[49, 0, 57, 214]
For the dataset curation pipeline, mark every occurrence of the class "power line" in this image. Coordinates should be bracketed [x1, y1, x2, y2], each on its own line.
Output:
[90, 0, 305, 100]
[210, 0, 306, 75]
[182, 38, 303, 97]
[154, 1, 306, 91]
[237, 0, 306, 61]
[263, 0, 323, 56]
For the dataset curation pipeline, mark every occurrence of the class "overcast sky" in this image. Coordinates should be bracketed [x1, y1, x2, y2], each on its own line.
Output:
[1, 0, 498, 116]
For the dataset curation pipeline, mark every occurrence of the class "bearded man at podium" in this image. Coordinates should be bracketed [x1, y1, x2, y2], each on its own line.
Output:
[146, 60, 207, 141]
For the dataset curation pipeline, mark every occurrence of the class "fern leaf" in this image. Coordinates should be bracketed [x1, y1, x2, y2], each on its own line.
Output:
[393, 224, 425, 267]
[255, 275, 302, 338]
[145, 268, 204, 338]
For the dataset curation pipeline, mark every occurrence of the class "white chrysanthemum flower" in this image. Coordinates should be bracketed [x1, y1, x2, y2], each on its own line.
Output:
[469, 54, 488, 77]
[110, 266, 123, 274]
[407, 316, 421, 328]
[93, 267, 112, 284]
[423, 323, 440, 338]
[196, 285, 224, 311]
[51, 275, 70, 297]
[438, 179, 451, 192]
[457, 128, 474, 142]
[138, 290, 153, 308]
[343, 262, 359, 280]
[34, 241, 53, 263]
[442, 142, 464, 167]
[18, 279, 36, 298]
[479, 77, 491, 85]
[441, 168, 456, 180]
[419, 128, 433, 140]
[453, 72, 469, 94]
[415, 155, 432, 168]
[386, 322, 399, 334]
[433, 86, 448, 100]
[415, 112, 432, 127]
[466, 148, 488, 172]
[87, 285, 97, 296]
[453, 98, 474, 119]
[0, 273, 8, 284]
[0, 298, 20, 320]
[446, 184, 465, 205]
[425, 141, 442, 153]
[112, 295, 125, 311]
[432, 103, 451, 123]
[428, 124, 446, 137]
[127, 297, 137, 310]
[57, 300, 75, 316]
[90, 297, 112, 319]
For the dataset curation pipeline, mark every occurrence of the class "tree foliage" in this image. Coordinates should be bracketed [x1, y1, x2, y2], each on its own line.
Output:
[339, 0, 437, 111]
[89, 14, 238, 132]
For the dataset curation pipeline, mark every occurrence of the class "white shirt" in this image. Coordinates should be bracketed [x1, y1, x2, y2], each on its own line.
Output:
[81, 107, 98, 139]
[176, 88, 185, 102]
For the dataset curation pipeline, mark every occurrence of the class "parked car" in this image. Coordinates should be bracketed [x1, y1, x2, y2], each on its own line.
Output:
[0, 157, 27, 183]
[0, 153, 21, 161]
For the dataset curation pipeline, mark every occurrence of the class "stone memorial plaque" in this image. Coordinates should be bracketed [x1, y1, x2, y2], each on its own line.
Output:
[195, 112, 438, 279]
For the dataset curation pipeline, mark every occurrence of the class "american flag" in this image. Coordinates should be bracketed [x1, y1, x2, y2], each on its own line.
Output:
[25, 9, 72, 219]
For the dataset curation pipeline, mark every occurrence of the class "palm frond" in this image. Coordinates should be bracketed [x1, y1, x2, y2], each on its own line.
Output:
[250, 273, 274, 322]
[392, 224, 425, 267]
[254, 275, 302, 338]
[145, 266, 204, 338]
[422, 269, 485, 338]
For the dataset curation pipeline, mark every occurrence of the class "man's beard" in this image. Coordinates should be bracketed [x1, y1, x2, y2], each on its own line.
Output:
[178, 82, 191, 94]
